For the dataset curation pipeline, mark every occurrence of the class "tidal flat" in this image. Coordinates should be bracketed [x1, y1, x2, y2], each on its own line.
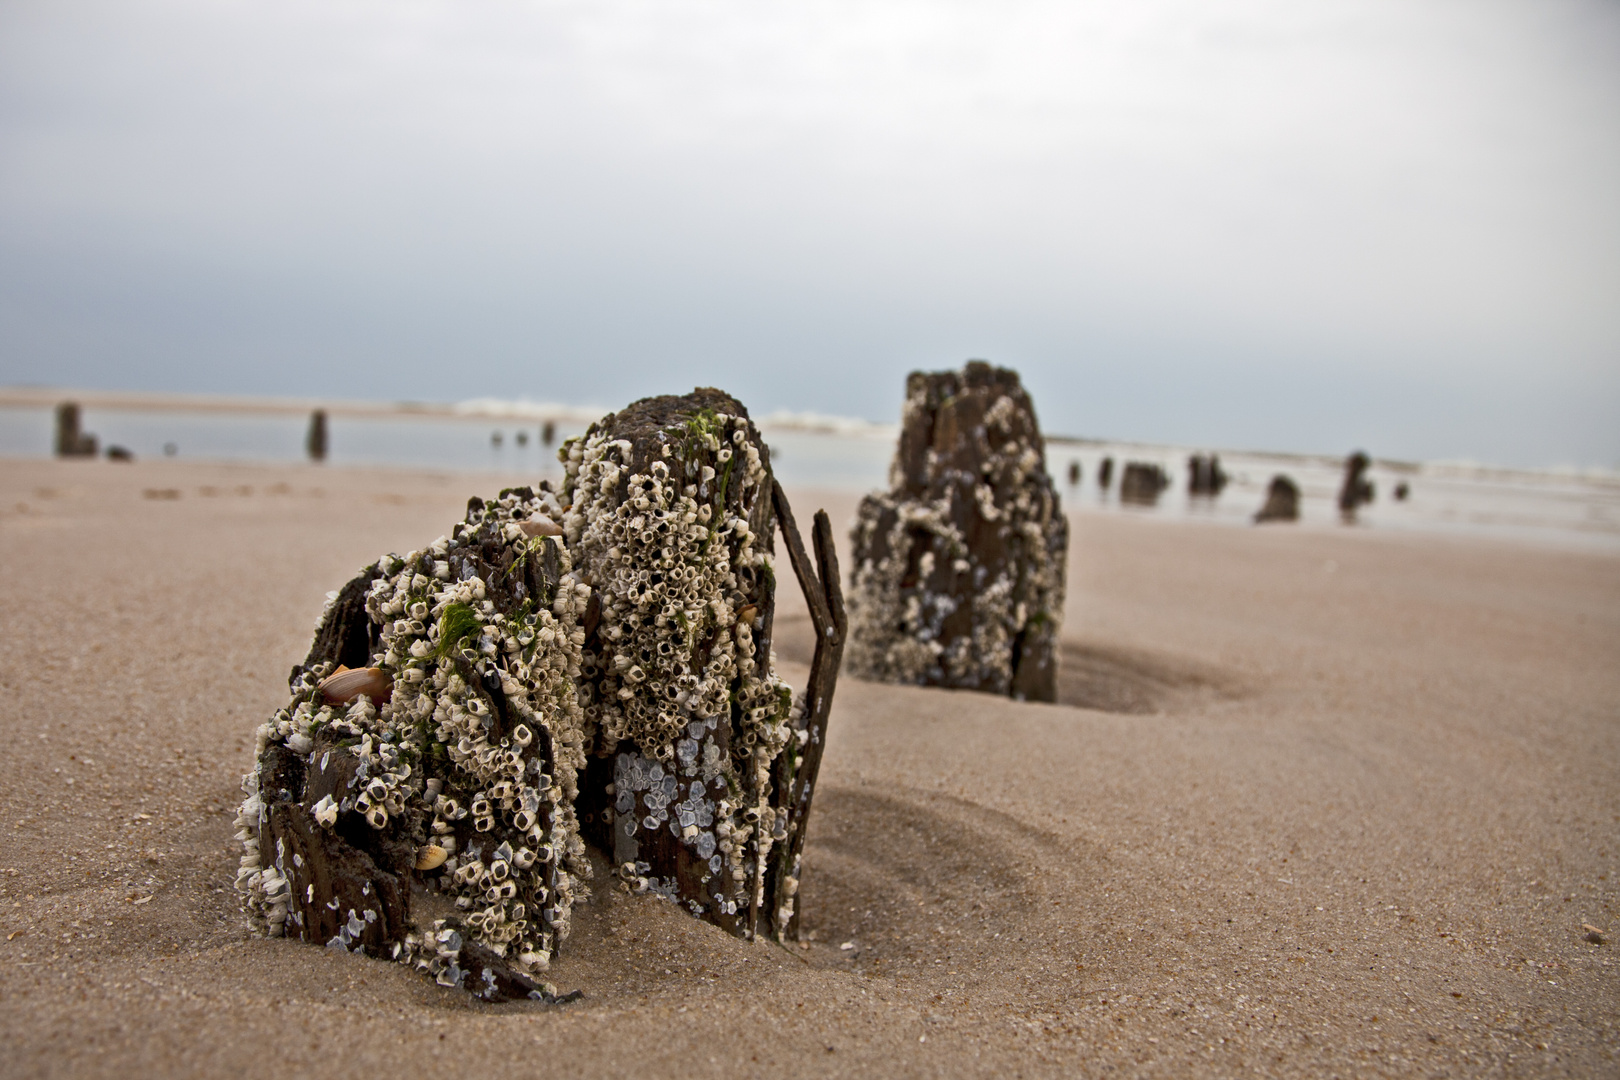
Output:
[1, 457, 1615, 1077]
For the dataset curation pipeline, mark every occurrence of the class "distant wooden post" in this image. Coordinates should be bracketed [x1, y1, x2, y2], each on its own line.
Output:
[1120, 462, 1168, 506]
[1255, 475, 1301, 523]
[306, 410, 328, 462]
[55, 402, 97, 457]
[1337, 451, 1374, 520]
[1187, 454, 1228, 497]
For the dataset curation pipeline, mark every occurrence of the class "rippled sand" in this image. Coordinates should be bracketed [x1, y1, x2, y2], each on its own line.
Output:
[1, 458, 1615, 1077]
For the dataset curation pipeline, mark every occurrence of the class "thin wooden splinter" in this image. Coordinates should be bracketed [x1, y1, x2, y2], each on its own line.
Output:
[765, 482, 848, 943]
[772, 479, 838, 646]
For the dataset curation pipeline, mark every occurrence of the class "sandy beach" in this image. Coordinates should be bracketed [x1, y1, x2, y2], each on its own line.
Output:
[0, 456, 1615, 1078]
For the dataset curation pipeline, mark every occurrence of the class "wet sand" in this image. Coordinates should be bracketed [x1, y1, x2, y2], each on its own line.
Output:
[1, 457, 1616, 1078]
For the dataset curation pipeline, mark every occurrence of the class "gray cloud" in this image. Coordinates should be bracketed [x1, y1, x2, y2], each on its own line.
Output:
[2, 0, 1617, 465]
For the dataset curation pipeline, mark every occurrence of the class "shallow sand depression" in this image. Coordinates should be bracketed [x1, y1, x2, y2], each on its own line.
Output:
[0, 457, 1615, 1078]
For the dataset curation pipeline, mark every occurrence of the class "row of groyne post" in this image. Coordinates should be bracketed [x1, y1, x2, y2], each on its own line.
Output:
[49, 402, 560, 465]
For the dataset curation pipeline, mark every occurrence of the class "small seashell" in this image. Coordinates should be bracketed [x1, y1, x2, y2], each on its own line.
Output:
[736, 604, 757, 626]
[415, 845, 448, 871]
[518, 514, 563, 538]
[319, 665, 393, 705]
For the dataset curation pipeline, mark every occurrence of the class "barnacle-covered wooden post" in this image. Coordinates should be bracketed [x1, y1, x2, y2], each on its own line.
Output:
[845, 361, 1067, 702]
[563, 389, 844, 942]
[236, 486, 591, 1002]
[236, 389, 847, 997]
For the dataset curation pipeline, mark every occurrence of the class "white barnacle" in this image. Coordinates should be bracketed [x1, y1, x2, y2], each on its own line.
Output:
[312, 794, 338, 828]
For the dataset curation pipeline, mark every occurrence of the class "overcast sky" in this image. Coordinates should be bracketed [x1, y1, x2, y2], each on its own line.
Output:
[2, 0, 1616, 466]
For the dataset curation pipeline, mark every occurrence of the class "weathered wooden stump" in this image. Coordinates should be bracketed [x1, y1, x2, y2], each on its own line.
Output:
[306, 410, 329, 462]
[237, 486, 590, 1000]
[1119, 461, 1169, 506]
[54, 402, 97, 457]
[237, 388, 846, 1000]
[1187, 454, 1227, 496]
[845, 361, 1067, 702]
[562, 388, 844, 943]
[1338, 451, 1374, 520]
[1254, 475, 1301, 523]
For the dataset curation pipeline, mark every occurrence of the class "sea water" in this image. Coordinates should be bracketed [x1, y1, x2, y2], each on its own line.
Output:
[2, 403, 1616, 552]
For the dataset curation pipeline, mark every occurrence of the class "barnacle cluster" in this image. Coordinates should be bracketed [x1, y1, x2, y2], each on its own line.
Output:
[561, 394, 795, 934]
[563, 416, 784, 756]
[236, 389, 830, 995]
[236, 485, 591, 990]
[845, 362, 1068, 701]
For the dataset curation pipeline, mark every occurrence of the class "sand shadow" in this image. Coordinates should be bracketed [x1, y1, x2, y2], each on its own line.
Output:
[794, 784, 1098, 975]
[1055, 640, 1245, 715]
[775, 613, 1244, 715]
